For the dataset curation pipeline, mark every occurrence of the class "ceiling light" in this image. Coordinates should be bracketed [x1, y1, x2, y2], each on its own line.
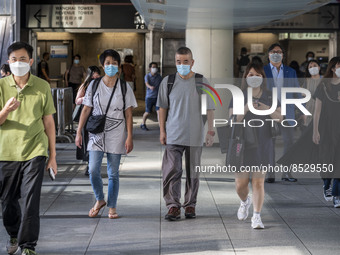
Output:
[148, 9, 166, 15]
[146, 0, 166, 4]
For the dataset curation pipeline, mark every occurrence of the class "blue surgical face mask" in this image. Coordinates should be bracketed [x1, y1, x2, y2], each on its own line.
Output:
[176, 64, 191, 76]
[74, 59, 80, 64]
[104, 65, 119, 77]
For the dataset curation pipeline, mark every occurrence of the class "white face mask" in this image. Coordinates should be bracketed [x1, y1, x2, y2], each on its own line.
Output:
[151, 67, 157, 74]
[9, 61, 31, 77]
[308, 67, 319, 76]
[335, 67, 340, 78]
[269, 53, 282, 64]
[246, 76, 263, 88]
[308, 57, 314, 61]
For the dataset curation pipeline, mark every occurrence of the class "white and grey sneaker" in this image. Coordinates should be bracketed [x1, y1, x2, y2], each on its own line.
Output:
[333, 196, 340, 208]
[251, 214, 265, 229]
[237, 196, 252, 220]
[323, 186, 333, 202]
[6, 237, 19, 255]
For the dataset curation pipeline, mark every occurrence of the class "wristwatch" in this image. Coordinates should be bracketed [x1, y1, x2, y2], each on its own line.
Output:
[207, 131, 215, 136]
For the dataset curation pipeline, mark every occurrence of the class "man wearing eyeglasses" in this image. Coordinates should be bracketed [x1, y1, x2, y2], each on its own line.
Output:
[264, 43, 306, 183]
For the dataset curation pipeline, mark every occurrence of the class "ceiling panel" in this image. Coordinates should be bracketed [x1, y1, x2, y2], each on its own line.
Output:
[130, 0, 332, 30]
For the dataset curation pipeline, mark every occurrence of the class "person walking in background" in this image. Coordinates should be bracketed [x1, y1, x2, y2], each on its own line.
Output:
[300, 51, 315, 75]
[37, 52, 50, 83]
[229, 61, 283, 229]
[237, 47, 250, 78]
[157, 47, 215, 221]
[75, 66, 101, 176]
[0, 42, 57, 255]
[65, 54, 86, 103]
[313, 56, 340, 207]
[302, 60, 322, 127]
[140, 62, 162, 131]
[75, 49, 137, 219]
[121, 55, 136, 91]
[289, 60, 304, 86]
[264, 43, 305, 183]
[1, 64, 11, 77]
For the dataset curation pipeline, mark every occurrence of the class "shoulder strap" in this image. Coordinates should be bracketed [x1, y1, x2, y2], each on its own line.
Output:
[195, 73, 204, 93]
[167, 74, 176, 108]
[195, 73, 207, 124]
[120, 79, 127, 119]
[91, 77, 102, 102]
[88, 77, 103, 116]
[104, 78, 119, 115]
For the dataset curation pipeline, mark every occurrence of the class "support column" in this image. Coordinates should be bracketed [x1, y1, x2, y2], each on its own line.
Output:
[186, 29, 234, 141]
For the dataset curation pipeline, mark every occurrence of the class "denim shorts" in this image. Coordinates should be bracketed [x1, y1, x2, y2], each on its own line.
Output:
[145, 97, 159, 113]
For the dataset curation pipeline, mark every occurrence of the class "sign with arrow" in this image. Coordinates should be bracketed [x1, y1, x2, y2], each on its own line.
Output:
[26, 5, 100, 28]
[268, 5, 338, 30]
[33, 9, 46, 23]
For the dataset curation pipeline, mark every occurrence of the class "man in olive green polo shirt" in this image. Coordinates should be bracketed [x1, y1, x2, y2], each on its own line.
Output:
[0, 42, 57, 255]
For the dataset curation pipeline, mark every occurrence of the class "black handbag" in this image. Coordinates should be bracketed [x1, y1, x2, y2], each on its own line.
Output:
[270, 120, 281, 138]
[86, 78, 118, 134]
[226, 116, 245, 168]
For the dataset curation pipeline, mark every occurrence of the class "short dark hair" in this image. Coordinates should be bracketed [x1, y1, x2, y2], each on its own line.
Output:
[99, 49, 121, 66]
[268, 43, 284, 55]
[176, 47, 193, 57]
[124, 55, 133, 64]
[241, 47, 247, 54]
[74, 54, 81, 60]
[149, 62, 158, 68]
[306, 51, 315, 58]
[7, 42, 33, 59]
[1, 64, 11, 74]
[43, 52, 49, 58]
[251, 56, 263, 64]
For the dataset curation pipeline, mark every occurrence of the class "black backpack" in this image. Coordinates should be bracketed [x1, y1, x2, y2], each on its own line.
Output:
[238, 54, 250, 67]
[166, 73, 207, 123]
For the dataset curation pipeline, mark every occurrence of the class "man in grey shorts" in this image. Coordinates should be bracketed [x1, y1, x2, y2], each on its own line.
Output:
[157, 47, 215, 221]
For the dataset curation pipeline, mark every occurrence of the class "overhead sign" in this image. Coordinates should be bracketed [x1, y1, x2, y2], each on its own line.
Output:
[27, 5, 101, 28]
[269, 5, 339, 30]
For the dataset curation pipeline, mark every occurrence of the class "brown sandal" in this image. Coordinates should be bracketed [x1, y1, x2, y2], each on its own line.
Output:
[88, 202, 107, 218]
[108, 212, 119, 219]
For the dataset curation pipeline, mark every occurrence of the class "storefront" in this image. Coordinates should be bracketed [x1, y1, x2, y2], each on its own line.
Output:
[233, 4, 339, 77]
[22, 0, 148, 99]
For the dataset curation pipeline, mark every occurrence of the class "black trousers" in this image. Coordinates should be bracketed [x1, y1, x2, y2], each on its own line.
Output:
[0, 156, 46, 251]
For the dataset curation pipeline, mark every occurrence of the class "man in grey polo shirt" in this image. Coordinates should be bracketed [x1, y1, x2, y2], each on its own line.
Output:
[157, 47, 215, 221]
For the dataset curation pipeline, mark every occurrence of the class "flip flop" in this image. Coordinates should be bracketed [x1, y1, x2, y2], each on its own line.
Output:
[108, 212, 119, 219]
[88, 202, 107, 218]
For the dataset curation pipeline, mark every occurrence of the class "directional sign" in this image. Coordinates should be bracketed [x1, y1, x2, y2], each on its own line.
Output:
[269, 5, 339, 30]
[33, 9, 46, 23]
[26, 5, 101, 28]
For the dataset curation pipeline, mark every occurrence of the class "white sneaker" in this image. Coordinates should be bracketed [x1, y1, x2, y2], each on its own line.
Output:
[333, 196, 340, 208]
[251, 214, 265, 229]
[323, 186, 333, 202]
[237, 196, 252, 220]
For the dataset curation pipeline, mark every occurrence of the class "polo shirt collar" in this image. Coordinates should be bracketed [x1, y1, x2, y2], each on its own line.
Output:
[8, 73, 34, 88]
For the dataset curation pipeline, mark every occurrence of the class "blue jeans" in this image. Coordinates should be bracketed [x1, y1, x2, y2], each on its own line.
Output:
[89, 151, 121, 208]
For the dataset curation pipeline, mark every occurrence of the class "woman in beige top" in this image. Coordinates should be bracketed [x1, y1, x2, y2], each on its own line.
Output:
[65, 54, 86, 102]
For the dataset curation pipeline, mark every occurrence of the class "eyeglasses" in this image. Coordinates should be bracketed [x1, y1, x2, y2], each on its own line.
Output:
[269, 51, 283, 54]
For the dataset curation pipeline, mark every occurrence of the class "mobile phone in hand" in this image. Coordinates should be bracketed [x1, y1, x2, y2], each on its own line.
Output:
[48, 168, 55, 181]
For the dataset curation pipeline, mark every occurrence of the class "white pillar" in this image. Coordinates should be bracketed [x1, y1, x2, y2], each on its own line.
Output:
[186, 29, 234, 142]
